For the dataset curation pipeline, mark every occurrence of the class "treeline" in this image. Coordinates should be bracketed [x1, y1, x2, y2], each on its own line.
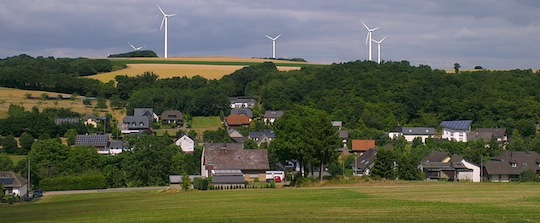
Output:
[0, 135, 201, 189]
[108, 50, 158, 58]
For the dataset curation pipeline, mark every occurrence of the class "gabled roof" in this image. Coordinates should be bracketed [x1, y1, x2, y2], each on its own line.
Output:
[75, 135, 109, 147]
[484, 151, 540, 175]
[401, 127, 436, 135]
[123, 116, 150, 129]
[55, 117, 80, 125]
[421, 151, 450, 163]
[355, 148, 377, 171]
[229, 96, 256, 104]
[226, 114, 251, 126]
[249, 130, 275, 139]
[468, 131, 493, 142]
[475, 128, 507, 138]
[0, 171, 28, 188]
[351, 140, 376, 152]
[440, 120, 472, 130]
[231, 108, 254, 118]
[134, 108, 154, 117]
[332, 121, 343, 128]
[161, 110, 183, 120]
[263, 111, 284, 119]
[204, 143, 269, 171]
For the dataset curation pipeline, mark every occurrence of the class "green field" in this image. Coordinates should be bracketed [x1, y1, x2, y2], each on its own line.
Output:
[2, 182, 540, 222]
[191, 116, 222, 129]
[8, 155, 27, 164]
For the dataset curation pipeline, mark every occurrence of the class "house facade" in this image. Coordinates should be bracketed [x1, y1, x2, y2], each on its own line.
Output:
[175, 135, 195, 153]
[388, 126, 435, 143]
[0, 171, 28, 197]
[353, 148, 377, 176]
[75, 135, 129, 155]
[419, 151, 480, 182]
[483, 151, 540, 182]
[440, 120, 472, 142]
[121, 116, 150, 134]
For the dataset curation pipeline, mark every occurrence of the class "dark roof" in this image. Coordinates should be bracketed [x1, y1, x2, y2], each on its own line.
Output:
[484, 151, 540, 175]
[123, 116, 150, 129]
[476, 128, 507, 138]
[231, 137, 249, 143]
[55, 117, 80, 125]
[109, 141, 129, 149]
[212, 175, 246, 184]
[161, 110, 183, 121]
[229, 96, 256, 105]
[421, 151, 450, 163]
[75, 135, 109, 147]
[468, 131, 493, 142]
[355, 149, 377, 171]
[204, 143, 269, 171]
[263, 111, 284, 118]
[401, 127, 436, 135]
[134, 108, 154, 122]
[440, 120, 472, 130]
[339, 130, 349, 139]
[230, 108, 253, 118]
[0, 171, 27, 188]
[249, 130, 275, 139]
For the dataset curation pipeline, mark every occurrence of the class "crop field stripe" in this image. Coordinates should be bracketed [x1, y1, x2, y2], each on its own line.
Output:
[109, 59, 322, 68]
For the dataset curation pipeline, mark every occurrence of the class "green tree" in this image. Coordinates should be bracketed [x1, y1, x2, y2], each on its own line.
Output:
[182, 174, 191, 191]
[19, 132, 35, 152]
[243, 140, 258, 150]
[370, 149, 396, 179]
[64, 129, 78, 146]
[453, 63, 461, 73]
[96, 97, 108, 110]
[0, 153, 14, 171]
[271, 106, 341, 180]
[28, 139, 70, 186]
[1, 135, 18, 154]
[519, 169, 539, 182]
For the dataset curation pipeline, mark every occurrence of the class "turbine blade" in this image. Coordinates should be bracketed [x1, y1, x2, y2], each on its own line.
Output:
[160, 17, 165, 30]
[157, 5, 165, 15]
[380, 36, 386, 42]
[168, 14, 177, 17]
[372, 27, 380, 31]
[365, 33, 370, 45]
[362, 21, 369, 30]
[265, 35, 273, 40]
[275, 34, 282, 39]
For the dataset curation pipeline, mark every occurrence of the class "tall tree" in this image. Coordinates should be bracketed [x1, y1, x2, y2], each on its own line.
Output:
[0, 153, 14, 171]
[19, 132, 35, 152]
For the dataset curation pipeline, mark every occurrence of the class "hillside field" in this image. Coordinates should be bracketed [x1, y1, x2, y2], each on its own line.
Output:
[1, 182, 539, 222]
[88, 57, 309, 82]
[0, 87, 123, 120]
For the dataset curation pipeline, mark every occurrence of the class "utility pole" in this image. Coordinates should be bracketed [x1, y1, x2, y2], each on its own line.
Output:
[27, 157, 31, 198]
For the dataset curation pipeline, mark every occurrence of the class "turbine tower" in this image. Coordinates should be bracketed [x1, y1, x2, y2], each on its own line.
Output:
[157, 5, 176, 58]
[265, 34, 281, 59]
[372, 36, 386, 64]
[128, 42, 144, 51]
[362, 21, 379, 61]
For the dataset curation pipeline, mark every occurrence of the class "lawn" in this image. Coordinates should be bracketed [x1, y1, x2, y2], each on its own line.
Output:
[2, 182, 540, 222]
[8, 155, 27, 164]
[154, 116, 222, 139]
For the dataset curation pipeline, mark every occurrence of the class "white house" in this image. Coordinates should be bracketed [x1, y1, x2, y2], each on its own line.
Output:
[0, 171, 28, 197]
[388, 126, 435, 143]
[175, 135, 195, 153]
[440, 120, 472, 142]
[229, 97, 256, 109]
[263, 111, 284, 125]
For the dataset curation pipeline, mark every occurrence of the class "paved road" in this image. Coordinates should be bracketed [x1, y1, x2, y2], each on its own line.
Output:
[43, 186, 170, 196]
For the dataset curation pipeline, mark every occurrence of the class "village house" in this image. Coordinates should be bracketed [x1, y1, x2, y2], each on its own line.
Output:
[483, 151, 540, 182]
[201, 143, 269, 182]
[75, 134, 129, 155]
[0, 171, 28, 198]
[226, 114, 251, 128]
[468, 128, 508, 144]
[161, 110, 183, 125]
[419, 151, 480, 182]
[263, 111, 284, 125]
[248, 130, 275, 146]
[134, 108, 159, 123]
[388, 126, 435, 143]
[229, 96, 256, 109]
[230, 108, 254, 119]
[175, 135, 195, 153]
[351, 140, 376, 154]
[352, 148, 377, 176]
[440, 120, 473, 142]
[120, 116, 150, 134]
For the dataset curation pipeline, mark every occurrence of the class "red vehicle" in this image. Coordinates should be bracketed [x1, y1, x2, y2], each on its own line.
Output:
[274, 176, 282, 183]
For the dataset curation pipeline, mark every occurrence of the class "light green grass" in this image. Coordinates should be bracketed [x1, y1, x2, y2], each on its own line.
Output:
[2, 182, 540, 222]
[8, 155, 26, 164]
[191, 116, 222, 129]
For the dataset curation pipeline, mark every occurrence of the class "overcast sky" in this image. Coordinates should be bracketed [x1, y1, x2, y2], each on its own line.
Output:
[1, 0, 539, 69]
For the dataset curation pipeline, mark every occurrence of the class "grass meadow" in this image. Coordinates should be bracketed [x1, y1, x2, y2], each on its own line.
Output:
[1, 182, 539, 222]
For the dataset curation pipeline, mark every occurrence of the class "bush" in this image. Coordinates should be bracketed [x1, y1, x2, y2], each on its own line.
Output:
[39, 174, 107, 191]
[193, 178, 209, 190]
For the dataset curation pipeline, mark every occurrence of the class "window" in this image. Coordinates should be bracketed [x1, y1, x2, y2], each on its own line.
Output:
[511, 163, 517, 167]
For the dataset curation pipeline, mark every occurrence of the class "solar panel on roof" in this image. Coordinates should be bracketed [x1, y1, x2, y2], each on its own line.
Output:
[0, 178, 14, 185]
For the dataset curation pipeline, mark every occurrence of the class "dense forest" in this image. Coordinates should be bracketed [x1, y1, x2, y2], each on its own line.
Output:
[108, 50, 158, 58]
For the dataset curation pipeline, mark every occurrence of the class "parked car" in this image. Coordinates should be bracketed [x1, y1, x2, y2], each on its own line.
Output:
[33, 189, 43, 198]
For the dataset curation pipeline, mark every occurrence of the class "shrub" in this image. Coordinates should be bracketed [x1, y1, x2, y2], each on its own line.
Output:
[39, 174, 107, 191]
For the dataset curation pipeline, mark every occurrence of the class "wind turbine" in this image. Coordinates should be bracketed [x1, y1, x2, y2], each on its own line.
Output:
[362, 21, 379, 61]
[157, 5, 176, 58]
[372, 36, 386, 64]
[128, 42, 144, 51]
[265, 34, 281, 59]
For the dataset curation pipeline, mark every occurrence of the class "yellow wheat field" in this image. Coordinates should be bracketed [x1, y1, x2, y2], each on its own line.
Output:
[108, 56, 308, 64]
[89, 63, 301, 82]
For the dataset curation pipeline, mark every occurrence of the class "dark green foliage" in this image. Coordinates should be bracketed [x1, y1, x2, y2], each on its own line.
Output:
[519, 169, 539, 182]
[0, 153, 14, 171]
[39, 174, 107, 191]
[192, 178, 209, 190]
[203, 128, 233, 143]
[64, 129, 77, 146]
[107, 50, 158, 58]
[1, 135, 18, 154]
[182, 174, 191, 191]
[19, 132, 35, 152]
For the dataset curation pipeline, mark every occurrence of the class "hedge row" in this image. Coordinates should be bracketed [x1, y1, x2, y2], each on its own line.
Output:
[192, 178, 209, 190]
[39, 174, 107, 191]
